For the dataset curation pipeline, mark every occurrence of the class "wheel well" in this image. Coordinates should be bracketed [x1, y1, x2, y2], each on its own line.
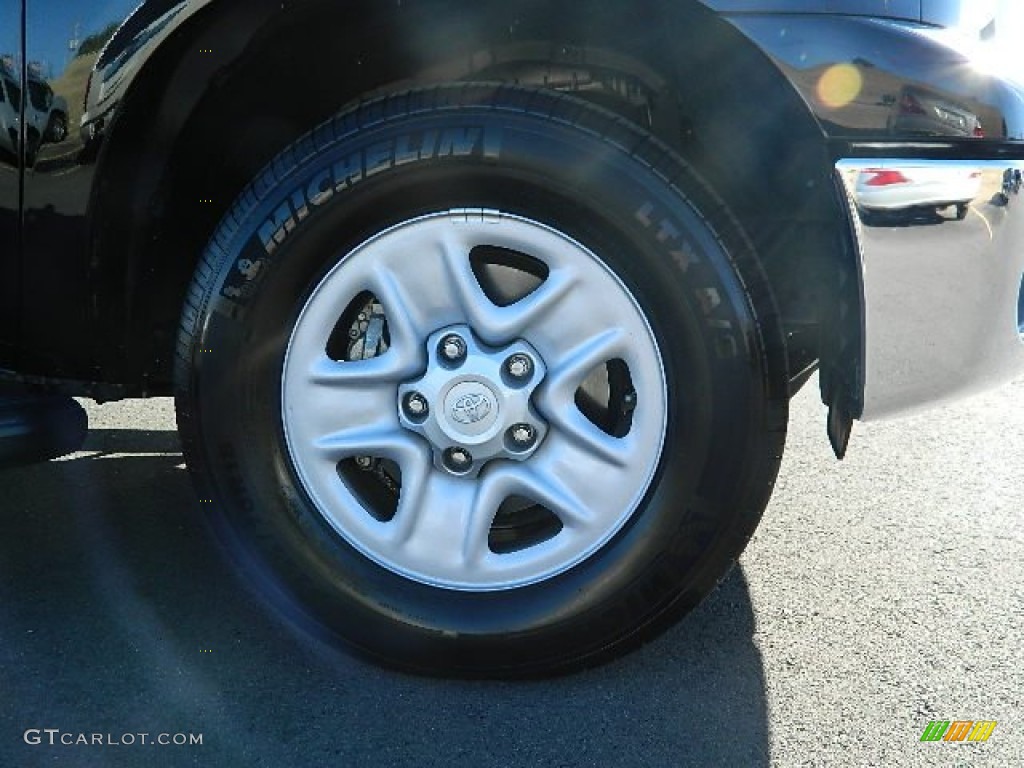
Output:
[90, 0, 852, 399]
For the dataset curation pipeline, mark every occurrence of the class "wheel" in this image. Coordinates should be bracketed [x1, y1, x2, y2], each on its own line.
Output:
[954, 203, 969, 220]
[46, 113, 67, 144]
[175, 85, 787, 676]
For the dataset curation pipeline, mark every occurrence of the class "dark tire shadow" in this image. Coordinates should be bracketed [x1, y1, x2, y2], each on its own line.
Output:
[0, 428, 769, 767]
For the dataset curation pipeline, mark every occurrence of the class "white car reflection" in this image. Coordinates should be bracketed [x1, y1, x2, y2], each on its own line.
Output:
[855, 165, 982, 222]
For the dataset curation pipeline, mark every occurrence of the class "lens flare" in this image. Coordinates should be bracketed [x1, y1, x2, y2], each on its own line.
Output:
[817, 63, 863, 109]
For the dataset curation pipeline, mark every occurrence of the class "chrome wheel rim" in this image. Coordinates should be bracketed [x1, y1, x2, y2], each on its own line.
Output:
[281, 210, 667, 591]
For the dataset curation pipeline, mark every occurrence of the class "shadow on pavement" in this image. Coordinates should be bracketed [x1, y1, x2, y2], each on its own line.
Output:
[0, 427, 769, 767]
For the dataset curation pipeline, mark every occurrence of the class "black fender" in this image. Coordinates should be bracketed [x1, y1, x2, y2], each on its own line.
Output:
[25, 0, 851, 407]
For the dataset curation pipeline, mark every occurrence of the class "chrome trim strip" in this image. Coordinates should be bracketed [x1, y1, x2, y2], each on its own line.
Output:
[837, 159, 1024, 420]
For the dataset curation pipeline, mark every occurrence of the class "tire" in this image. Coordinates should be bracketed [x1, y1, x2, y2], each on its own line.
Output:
[857, 206, 881, 227]
[46, 113, 67, 144]
[174, 85, 788, 677]
[954, 203, 969, 221]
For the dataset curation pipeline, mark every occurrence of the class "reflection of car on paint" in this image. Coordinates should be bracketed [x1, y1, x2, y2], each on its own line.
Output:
[887, 85, 984, 138]
[0, 72, 19, 157]
[80, 3, 186, 150]
[0, 71, 63, 161]
[26, 77, 69, 144]
[855, 165, 982, 221]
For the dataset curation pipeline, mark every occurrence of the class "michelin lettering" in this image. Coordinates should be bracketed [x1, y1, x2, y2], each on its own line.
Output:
[258, 126, 502, 256]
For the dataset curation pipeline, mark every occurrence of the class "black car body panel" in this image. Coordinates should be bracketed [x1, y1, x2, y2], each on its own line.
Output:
[13, 0, 829, 389]
[699, 0, 921, 21]
[699, 0, 962, 28]
[724, 13, 1024, 143]
[2, 0, 1023, 420]
[0, 1, 19, 369]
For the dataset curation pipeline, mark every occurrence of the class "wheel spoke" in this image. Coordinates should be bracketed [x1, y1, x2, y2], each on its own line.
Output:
[369, 265, 430, 370]
[492, 269, 578, 341]
[441, 234, 492, 325]
[534, 328, 632, 467]
[531, 430, 637, 524]
[442, 240, 579, 344]
[285, 354, 411, 461]
[387, 466, 497, 574]
[309, 354, 412, 388]
[541, 327, 629, 407]
[314, 419, 414, 462]
[501, 465, 595, 530]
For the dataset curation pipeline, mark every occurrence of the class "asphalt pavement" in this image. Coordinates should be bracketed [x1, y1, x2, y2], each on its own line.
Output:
[1, 376, 1021, 767]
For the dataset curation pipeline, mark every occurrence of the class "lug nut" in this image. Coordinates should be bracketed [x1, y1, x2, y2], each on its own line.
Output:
[509, 423, 537, 449]
[403, 392, 429, 419]
[506, 354, 533, 380]
[443, 447, 473, 472]
[439, 334, 467, 364]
